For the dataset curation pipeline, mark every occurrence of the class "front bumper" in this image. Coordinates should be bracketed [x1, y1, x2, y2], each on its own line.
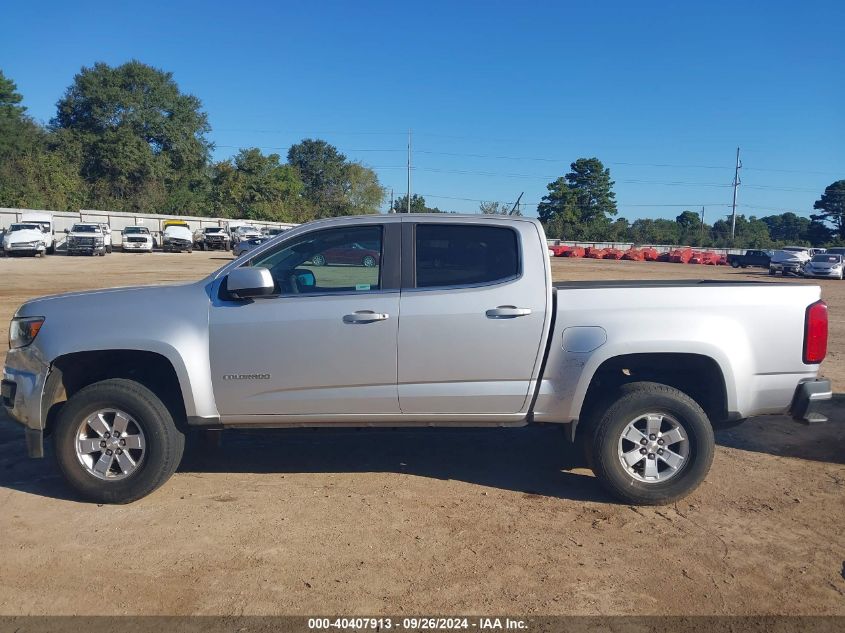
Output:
[2, 348, 50, 457]
[789, 378, 832, 424]
[771, 262, 804, 275]
[804, 269, 842, 278]
[4, 243, 45, 255]
[122, 241, 153, 251]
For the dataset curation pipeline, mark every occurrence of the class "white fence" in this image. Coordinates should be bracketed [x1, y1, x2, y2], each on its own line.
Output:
[0, 208, 298, 247]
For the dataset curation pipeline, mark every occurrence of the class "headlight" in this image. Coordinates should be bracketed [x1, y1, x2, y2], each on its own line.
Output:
[9, 316, 45, 349]
[95, 238, 104, 245]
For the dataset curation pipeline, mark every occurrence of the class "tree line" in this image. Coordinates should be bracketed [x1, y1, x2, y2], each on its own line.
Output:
[1, 61, 842, 246]
[0, 62, 384, 222]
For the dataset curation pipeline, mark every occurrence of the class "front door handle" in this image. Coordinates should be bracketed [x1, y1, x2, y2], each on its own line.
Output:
[486, 305, 532, 319]
[343, 310, 390, 324]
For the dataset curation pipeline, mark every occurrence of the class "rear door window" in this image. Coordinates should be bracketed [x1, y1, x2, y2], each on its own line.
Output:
[415, 224, 520, 288]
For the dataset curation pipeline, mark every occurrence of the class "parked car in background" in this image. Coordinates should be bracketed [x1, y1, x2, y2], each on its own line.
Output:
[803, 253, 844, 279]
[193, 227, 231, 251]
[809, 248, 827, 256]
[824, 247, 845, 257]
[1, 223, 49, 257]
[162, 224, 193, 253]
[120, 226, 153, 253]
[769, 247, 811, 276]
[233, 237, 269, 257]
[3, 215, 830, 505]
[232, 225, 262, 248]
[65, 223, 106, 256]
[264, 227, 290, 238]
[20, 212, 56, 254]
[727, 249, 771, 269]
[310, 241, 380, 267]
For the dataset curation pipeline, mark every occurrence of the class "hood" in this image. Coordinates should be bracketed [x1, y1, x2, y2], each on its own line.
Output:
[16, 282, 204, 319]
[68, 230, 102, 238]
[164, 226, 192, 240]
[772, 250, 810, 263]
[3, 229, 44, 246]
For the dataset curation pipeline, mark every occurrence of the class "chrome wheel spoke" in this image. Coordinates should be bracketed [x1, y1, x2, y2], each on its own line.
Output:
[645, 414, 663, 437]
[622, 448, 644, 468]
[642, 456, 659, 479]
[93, 452, 115, 476]
[659, 448, 685, 470]
[115, 451, 136, 474]
[87, 413, 110, 437]
[111, 412, 130, 437]
[122, 434, 143, 450]
[77, 438, 102, 454]
[661, 427, 685, 445]
[622, 425, 647, 444]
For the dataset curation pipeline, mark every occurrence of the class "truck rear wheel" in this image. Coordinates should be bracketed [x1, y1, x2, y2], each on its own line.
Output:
[53, 378, 185, 504]
[588, 381, 714, 505]
[731, 260, 740, 268]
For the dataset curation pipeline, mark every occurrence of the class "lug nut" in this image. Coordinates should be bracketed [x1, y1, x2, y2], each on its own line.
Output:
[639, 448, 647, 455]
[658, 449, 664, 455]
[100, 440, 107, 448]
[657, 438, 665, 445]
[104, 432, 110, 439]
[106, 449, 113, 456]
[647, 453, 655, 459]
[119, 439, 126, 446]
[649, 434, 656, 440]
[640, 438, 647, 445]
[117, 449, 123, 455]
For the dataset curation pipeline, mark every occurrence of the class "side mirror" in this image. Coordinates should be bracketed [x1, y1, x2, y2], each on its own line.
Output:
[294, 269, 316, 288]
[64, 228, 69, 233]
[226, 267, 275, 299]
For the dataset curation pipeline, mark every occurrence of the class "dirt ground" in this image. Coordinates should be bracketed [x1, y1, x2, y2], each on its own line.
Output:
[0, 251, 843, 616]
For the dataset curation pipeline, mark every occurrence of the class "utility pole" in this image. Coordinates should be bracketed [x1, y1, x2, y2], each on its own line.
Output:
[407, 129, 412, 213]
[510, 192, 524, 216]
[730, 147, 741, 240]
[389, 189, 394, 214]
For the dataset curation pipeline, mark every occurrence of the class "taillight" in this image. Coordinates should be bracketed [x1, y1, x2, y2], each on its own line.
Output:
[803, 300, 828, 364]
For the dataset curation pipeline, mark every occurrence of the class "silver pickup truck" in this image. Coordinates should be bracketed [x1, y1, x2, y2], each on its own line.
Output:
[1, 215, 831, 505]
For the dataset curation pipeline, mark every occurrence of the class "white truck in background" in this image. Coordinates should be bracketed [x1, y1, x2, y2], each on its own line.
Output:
[1, 212, 56, 257]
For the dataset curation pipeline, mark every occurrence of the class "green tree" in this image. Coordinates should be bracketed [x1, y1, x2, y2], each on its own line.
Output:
[287, 139, 347, 208]
[538, 158, 617, 239]
[51, 60, 212, 213]
[479, 201, 521, 216]
[211, 148, 305, 221]
[566, 157, 617, 222]
[813, 180, 845, 239]
[676, 210, 704, 245]
[392, 193, 443, 213]
[0, 69, 43, 159]
[340, 163, 385, 215]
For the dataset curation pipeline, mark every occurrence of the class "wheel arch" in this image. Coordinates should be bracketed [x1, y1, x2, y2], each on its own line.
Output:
[41, 349, 191, 436]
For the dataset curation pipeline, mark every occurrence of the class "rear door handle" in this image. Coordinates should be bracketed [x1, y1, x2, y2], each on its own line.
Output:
[343, 310, 390, 324]
[485, 306, 532, 319]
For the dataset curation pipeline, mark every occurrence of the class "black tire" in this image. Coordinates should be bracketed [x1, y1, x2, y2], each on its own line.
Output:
[588, 381, 715, 505]
[768, 268, 777, 276]
[362, 255, 377, 267]
[312, 253, 326, 266]
[106, 245, 112, 254]
[53, 378, 185, 504]
[731, 260, 740, 268]
[47, 244, 55, 255]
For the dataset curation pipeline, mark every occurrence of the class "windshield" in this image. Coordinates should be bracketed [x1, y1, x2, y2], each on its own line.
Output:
[9, 223, 38, 231]
[123, 227, 149, 234]
[811, 254, 841, 263]
[71, 224, 99, 233]
[204, 227, 223, 233]
[237, 226, 258, 234]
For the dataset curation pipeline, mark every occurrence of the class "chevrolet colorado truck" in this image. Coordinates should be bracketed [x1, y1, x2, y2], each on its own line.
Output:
[1, 215, 832, 505]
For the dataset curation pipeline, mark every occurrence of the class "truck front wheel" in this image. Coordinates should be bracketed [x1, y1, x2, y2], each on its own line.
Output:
[588, 381, 714, 505]
[53, 378, 185, 504]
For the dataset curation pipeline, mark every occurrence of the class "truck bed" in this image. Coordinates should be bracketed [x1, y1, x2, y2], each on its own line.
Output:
[553, 279, 794, 289]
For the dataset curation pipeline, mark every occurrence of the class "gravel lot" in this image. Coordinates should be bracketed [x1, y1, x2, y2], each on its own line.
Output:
[0, 251, 843, 616]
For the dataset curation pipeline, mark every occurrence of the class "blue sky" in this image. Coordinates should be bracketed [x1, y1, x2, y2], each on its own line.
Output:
[3, 0, 843, 220]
